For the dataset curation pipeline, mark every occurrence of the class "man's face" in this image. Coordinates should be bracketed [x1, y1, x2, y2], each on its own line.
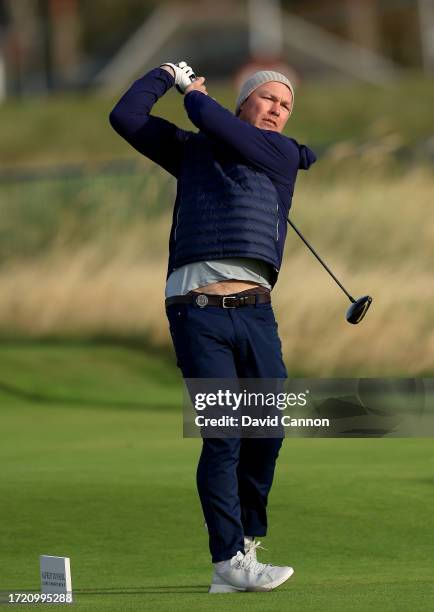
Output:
[238, 81, 293, 133]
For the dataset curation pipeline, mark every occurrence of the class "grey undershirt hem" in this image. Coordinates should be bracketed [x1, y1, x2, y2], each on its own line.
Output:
[165, 258, 273, 298]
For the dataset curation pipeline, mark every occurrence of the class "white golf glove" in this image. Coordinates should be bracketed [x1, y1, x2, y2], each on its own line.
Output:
[160, 61, 196, 93]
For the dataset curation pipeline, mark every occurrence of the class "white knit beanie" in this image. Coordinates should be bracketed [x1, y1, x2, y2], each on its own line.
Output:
[235, 71, 295, 116]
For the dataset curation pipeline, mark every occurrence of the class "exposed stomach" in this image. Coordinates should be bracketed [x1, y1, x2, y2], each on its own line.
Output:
[192, 280, 263, 295]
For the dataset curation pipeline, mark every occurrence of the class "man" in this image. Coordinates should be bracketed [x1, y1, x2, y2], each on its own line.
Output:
[110, 61, 316, 593]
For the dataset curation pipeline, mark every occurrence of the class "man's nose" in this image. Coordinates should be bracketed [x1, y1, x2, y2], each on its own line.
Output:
[270, 101, 280, 116]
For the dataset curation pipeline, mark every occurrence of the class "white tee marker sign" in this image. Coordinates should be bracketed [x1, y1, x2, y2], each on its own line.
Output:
[40, 555, 72, 600]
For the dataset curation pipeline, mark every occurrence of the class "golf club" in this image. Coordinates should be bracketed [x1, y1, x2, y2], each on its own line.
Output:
[287, 217, 372, 324]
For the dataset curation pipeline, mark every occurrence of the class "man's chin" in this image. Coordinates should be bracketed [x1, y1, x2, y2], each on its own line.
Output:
[260, 120, 278, 131]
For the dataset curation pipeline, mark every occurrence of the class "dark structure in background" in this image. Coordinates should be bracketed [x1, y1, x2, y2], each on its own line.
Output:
[0, 0, 432, 99]
[0, 0, 81, 94]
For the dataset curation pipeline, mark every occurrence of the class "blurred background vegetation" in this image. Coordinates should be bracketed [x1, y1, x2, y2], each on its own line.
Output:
[0, 0, 433, 376]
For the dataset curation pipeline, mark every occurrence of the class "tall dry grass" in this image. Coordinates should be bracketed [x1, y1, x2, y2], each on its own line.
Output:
[0, 162, 433, 376]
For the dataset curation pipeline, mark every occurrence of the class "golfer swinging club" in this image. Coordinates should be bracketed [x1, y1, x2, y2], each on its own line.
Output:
[110, 60, 316, 593]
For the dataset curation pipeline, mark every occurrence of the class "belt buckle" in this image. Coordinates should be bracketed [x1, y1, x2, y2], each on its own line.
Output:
[222, 296, 237, 308]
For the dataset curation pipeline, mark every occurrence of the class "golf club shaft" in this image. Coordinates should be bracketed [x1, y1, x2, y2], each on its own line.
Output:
[287, 218, 355, 303]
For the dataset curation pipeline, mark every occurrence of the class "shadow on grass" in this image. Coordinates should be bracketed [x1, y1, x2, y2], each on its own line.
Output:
[0, 334, 182, 410]
[0, 333, 175, 365]
[0, 380, 179, 411]
[74, 586, 209, 595]
[0, 587, 210, 598]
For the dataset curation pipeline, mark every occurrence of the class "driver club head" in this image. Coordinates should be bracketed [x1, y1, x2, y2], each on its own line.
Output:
[346, 295, 373, 325]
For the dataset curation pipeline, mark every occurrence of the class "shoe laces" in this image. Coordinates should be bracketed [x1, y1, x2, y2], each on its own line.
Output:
[248, 540, 267, 553]
[232, 548, 270, 575]
[244, 539, 267, 560]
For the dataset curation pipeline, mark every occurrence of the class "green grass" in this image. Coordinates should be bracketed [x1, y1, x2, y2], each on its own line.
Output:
[1, 73, 433, 166]
[1, 344, 434, 610]
[0, 341, 178, 408]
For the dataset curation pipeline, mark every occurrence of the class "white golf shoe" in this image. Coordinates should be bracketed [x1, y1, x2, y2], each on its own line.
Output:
[209, 546, 294, 593]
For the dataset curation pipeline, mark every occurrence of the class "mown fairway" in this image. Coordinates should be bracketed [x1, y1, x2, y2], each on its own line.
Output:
[1, 344, 434, 611]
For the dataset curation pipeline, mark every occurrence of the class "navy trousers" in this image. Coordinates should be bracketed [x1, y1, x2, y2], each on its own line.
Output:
[166, 294, 287, 563]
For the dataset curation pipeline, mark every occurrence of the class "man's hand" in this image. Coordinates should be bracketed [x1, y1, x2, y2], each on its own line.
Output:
[160, 61, 196, 93]
[185, 76, 208, 96]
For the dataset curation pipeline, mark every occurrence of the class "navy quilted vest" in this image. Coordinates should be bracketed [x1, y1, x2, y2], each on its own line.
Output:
[167, 133, 290, 287]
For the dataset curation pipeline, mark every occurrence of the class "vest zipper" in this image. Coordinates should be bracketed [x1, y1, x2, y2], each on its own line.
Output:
[174, 207, 180, 241]
[276, 204, 279, 241]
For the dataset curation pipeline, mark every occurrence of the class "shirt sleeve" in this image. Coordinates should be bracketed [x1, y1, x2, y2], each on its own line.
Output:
[109, 68, 192, 178]
[184, 91, 316, 184]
